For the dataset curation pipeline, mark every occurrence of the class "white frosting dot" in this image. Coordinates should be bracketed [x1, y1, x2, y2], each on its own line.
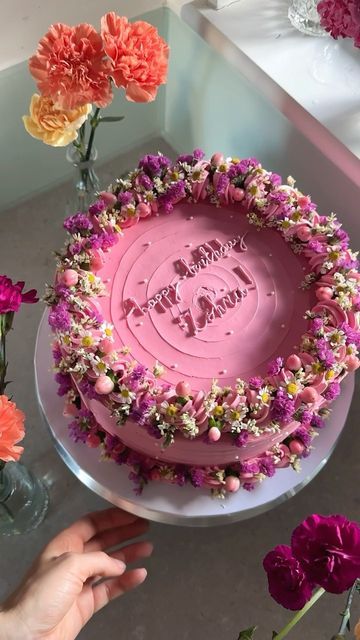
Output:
[220, 369, 227, 375]
[281, 323, 286, 329]
[187, 216, 194, 220]
[269, 253, 273, 257]
[136, 322, 143, 327]
[226, 330, 234, 335]
[302, 266, 306, 271]
[235, 455, 239, 460]
[171, 363, 178, 369]
[185, 243, 192, 247]
[155, 213, 160, 217]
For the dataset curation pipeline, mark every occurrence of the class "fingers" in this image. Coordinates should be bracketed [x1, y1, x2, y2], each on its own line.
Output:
[43, 508, 145, 557]
[91, 568, 148, 613]
[84, 518, 149, 553]
[111, 541, 154, 565]
[61, 550, 126, 584]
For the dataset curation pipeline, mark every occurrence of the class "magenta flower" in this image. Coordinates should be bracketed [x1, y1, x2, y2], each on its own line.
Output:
[317, 0, 360, 47]
[263, 545, 314, 610]
[0, 275, 38, 314]
[291, 514, 360, 594]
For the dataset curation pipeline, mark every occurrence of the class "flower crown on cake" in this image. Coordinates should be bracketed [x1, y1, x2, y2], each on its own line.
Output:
[46, 150, 360, 495]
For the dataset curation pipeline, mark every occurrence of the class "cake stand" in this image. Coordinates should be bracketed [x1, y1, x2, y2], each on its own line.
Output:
[34, 311, 355, 527]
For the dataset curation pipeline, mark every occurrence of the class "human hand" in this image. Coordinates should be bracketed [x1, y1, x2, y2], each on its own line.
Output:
[0, 507, 153, 640]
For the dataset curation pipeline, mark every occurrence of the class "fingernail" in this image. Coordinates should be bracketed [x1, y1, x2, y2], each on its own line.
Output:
[115, 559, 126, 571]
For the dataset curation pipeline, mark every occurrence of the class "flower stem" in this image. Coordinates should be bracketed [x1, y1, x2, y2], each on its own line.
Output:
[0, 315, 7, 395]
[335, 579, 360, 637]
[273, 588, 326, 640]
[85, 107, 101, 162]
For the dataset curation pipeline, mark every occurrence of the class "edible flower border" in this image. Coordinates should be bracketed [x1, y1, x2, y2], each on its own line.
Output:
[46, 150, 360, 495]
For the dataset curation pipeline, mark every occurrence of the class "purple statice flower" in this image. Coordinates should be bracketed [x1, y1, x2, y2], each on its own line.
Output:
[128, 365, 147, 388]
[48, 302, 71, 332]
[78, 378, 101, 400]
[138, 173, 153, 190]
[177, 153, 195, 164]
[294, 427, 313, 448]
[235, 431, 249, 448]
[238, 157, 260, 174]
[117, 191, 133, 206]
[240, 460, 260, 475]
[138, 153, 171, 177]
[54, 284, 72, 301]
[68, 240, 84, 256]
[115, 448, 129, 465]
[340, 322, 360, 348]
[99, 231, 117, 250]
[55, 372, 72, 396]
[243, 482, 256, 492]
[52, 343, 62, 365]
[310, 317, 324, 335]
[268, 190, 288, 204]
[87, 234, 103, 249]
[259, 456, 276, 477]
[158, 180, 186, 213]
[267, 357, 284, 376]
[323, 381, 341, 401]
[227, 163, 243, 181]
[215, 173, 230, 196]
[300, 409, 312, 426]
[248, 376, 263, 389]
[338, 255, 359, 270]
[316, 338, 335, 367]
[88, 199, 106, 215]
[193, 148, 205, 161]
[271, 387, 295, 424]
[64, 212, 93, 235]
[87, 306, 103, 325]
[190, 467, 206, 487]
[131, 397, 155, 426]
[269, 172, 282, 187]
[335, 228, 350, 248]
[311, 414, 325, 430]
[68, 416, 89, 443]
[175, 465, 186, 486]
[104, 433, 121, 453]
[308, 239, 324, 254]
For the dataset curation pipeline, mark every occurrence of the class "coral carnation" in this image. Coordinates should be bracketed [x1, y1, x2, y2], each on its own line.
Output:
[0, 396, 25, 462]
[101, 13, 169, 102]
[29, 23, 112, 110]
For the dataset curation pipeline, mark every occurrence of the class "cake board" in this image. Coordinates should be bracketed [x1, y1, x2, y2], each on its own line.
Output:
[34, 311, 355, 527]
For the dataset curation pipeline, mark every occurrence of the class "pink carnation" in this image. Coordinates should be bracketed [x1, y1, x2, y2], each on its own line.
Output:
[101, 13, 169, 102]
[263, 545, 314, 610]
[317, 0, 360, 46]
[29, 23, 113, 110]
[0, 275, 38, 314]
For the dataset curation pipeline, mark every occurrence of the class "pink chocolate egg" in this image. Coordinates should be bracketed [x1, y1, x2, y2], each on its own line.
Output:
[176, 381, 191, 397]
[233, 187, 245, 202]
[99, 338, 114, 355]
[316, 286, 333, 301]
[286, 354, 302, 371]
[208, 426, 221, 442]
[300, 387, 318, 404]
[297, 226, 311, 242]
[211, 152, 224, 166]
[61, 269, 78, 287]
[99, 191, 117, 206]
[95, 375, 114, 395]
[346, 355, 360, 372]
[289, 439, 305, 455]
[225, 476, 241, 493]
[136, 202, 152, 218]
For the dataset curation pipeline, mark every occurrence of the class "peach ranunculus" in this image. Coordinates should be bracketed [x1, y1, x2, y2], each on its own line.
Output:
[0, 395, 25, 462]
[29, 23, 112, 110]
[23, 94, 92, 147]
[101, 12, 169, 103]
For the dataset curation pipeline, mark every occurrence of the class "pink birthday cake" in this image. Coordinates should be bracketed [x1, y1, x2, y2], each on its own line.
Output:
[47, 150, 360, 496]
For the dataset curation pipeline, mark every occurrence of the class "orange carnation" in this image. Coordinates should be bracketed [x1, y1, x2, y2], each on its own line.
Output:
[29, 23, 112, 110]
[0, 395, 25, 462]
[101, 13, 169, 103]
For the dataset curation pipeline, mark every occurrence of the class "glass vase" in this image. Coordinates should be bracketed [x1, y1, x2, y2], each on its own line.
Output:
[0, 462, 49, 536]
[288, 0, 328, 36]
[66, 145, 100, 214]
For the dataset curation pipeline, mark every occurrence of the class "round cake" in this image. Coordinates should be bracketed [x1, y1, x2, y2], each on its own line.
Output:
[47, 150, 360, 496]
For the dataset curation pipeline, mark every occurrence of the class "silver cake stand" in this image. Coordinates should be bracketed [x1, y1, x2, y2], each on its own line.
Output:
[35, 311, 355, 527]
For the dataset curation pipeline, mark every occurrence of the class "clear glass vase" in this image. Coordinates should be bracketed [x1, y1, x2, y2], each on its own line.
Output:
[66, 145, 100, 214]
[288, 0, 328, 36]
[0, 462, 49, 536]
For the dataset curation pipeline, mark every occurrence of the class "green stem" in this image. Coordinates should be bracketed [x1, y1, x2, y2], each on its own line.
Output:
[273, 588, 326, 640]
[336, 579, 360, 637]
[0, 315, 7, 396]
[85, 107, 101, 162]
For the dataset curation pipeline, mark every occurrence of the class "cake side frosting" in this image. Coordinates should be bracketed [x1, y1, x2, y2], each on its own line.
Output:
[46, 150, 360, 495]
